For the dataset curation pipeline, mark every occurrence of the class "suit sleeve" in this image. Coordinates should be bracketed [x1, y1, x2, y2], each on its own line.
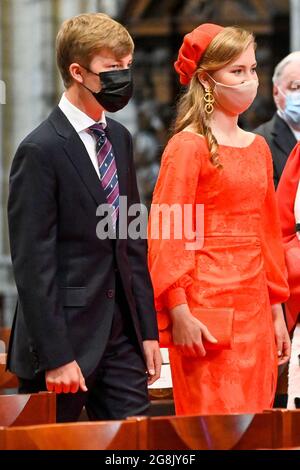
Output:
[126, 135, 159, 340]
[8, 142, 75, 371]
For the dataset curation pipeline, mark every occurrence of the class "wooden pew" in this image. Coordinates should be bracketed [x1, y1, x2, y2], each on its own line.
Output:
[0, 328, 18, 390]
[1, 417, 148, 450]
[147, 410, 300, 450]
[267, 409, 300, 449]
[146, 411, 300, 450]
[2, 410, 300, 450]
[147, 413, 257, 449]
[0, 392, 56, 427]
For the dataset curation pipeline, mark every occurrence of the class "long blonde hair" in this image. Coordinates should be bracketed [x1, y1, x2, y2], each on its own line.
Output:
[174, 27, 255, 168]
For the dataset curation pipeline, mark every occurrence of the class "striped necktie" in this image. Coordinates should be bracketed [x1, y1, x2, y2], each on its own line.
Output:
[89, 123, 119, 228]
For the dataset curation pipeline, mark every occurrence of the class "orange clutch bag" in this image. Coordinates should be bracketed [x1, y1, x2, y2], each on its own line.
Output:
[159, 307, 234, 350]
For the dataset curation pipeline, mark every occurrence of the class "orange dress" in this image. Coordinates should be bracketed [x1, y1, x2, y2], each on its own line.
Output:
[148, 131, 289, 415]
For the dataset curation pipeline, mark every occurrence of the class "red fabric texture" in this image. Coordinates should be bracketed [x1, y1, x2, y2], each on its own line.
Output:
[148, 132, 289, 415]
[277, 143, 300, 331]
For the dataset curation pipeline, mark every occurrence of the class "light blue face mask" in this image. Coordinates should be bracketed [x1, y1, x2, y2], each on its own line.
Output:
[285, 92, 300, 127]
[279, 88, 300, 129]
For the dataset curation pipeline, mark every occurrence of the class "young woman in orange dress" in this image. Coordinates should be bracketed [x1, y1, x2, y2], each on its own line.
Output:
[148, 23, 291, 415]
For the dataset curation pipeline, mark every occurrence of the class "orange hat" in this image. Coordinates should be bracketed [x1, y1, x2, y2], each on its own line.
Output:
[174, 23, 224, 85]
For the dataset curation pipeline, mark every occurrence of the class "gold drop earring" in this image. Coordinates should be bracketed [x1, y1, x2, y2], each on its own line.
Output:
[204, 87, 214, 115]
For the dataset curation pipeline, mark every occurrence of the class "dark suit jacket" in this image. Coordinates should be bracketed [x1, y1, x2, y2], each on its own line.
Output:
[254, 113, 297, 189]
[7, 106, 158, 380]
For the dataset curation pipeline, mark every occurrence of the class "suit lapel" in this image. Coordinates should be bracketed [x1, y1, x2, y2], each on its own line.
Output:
[271, 115, 297, 176]
[64, 136, 107, 207]
[272, 114, 297, 157]
[48, 107, 128, 214]
[49, 106, 108, 208]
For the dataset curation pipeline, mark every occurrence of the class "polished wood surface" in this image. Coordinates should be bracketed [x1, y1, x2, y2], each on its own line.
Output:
[148, 413, 257, 450]
[147, 410, 300, 450]
[0, 392, 56, 427]
[0, 328, 18, 390]
[2, 417, 148, 450]
[1, 409, 300, 450]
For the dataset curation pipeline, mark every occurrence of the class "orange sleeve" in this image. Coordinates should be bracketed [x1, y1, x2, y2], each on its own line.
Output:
[259, 138, 290, 305]
[277, 143, 300, 330]
[163, 274, 194, 310]
[277, 143, 300, 243]
[148, 133, 206, 316]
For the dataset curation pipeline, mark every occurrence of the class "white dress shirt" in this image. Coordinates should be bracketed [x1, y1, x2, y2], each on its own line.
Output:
[58, 93, 107, 179]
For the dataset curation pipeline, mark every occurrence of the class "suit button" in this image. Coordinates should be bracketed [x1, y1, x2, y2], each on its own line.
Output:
[107, 289, 114, 299]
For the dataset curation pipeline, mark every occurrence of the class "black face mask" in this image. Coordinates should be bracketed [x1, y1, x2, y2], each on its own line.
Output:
[82, 68, 133, 112]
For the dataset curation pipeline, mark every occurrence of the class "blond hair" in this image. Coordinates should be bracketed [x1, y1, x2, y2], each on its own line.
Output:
[56, 13, 134, 88]
[174, 27, 255, 168]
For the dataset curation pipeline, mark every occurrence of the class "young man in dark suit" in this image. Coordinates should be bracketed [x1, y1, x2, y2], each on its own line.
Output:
[254, 52, 300, 189]
[7, 13, 161, 422]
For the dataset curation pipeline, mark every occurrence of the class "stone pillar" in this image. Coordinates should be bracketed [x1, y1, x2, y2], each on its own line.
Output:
[290, 0, 300, 50]
[0, 0, 56, 255]
[0, 1, 4, 254]
[1, 0, 13, 257]
[10, 0, 55, 148]
[1, 0, 57, 325]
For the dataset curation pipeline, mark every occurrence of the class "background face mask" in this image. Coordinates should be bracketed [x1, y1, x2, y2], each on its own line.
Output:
[208, 75, 259, 115]
[279, 88, 300, 129]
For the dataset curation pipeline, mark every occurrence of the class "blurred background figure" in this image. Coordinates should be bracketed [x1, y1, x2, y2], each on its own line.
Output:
[255, 52, 300, 189]
[133, 101, 162, 208]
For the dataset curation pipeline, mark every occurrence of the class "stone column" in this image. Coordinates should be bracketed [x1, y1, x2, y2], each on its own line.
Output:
[290, 0, 300, 50]
[0, 0, 4, 254]
[2, 0, 56, 257]
[1, 0, 57, 325]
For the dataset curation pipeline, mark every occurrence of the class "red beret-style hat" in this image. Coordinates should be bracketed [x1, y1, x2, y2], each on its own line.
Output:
[174, 23, 224, 85]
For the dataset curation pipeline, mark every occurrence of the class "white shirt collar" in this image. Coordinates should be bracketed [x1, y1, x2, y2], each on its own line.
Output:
[58, 93, 107, 133]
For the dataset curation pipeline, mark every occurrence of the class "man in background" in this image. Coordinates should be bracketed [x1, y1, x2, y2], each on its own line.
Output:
[255, 51, 300, 188]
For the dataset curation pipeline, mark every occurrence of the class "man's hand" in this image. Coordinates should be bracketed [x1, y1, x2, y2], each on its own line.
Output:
[143, 340, 162, 385]
[45, 360, 88, 394]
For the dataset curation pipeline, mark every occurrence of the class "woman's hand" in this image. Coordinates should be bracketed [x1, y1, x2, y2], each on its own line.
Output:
[169, 304, 217, 357]
[271, 303, 291, 366]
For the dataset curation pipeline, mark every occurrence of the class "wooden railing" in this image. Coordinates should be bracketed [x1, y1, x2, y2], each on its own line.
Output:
[1, 409, 300, 450]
